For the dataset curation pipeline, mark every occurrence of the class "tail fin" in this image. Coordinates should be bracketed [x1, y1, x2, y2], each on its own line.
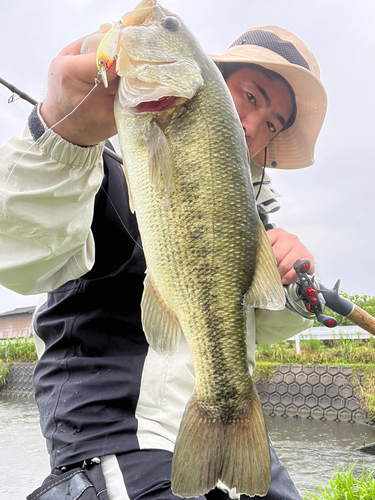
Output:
[171, 391, 270, 498]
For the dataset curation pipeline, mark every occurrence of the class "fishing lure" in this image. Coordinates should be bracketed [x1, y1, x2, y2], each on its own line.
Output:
[96, 21, 121, 88]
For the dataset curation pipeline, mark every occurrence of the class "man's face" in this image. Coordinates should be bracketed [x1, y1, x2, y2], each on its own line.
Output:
[226, 67, 294, 159]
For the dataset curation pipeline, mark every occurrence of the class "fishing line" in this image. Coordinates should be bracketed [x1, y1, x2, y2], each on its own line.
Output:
[0, 77, 103, 198]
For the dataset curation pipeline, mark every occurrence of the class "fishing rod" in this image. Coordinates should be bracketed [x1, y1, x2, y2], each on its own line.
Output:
[291, 259, 375, 336]
[0, 77, 123, 164]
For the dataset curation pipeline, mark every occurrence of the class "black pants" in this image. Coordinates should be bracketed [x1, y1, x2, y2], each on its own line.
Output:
[111, 443, 302, 500]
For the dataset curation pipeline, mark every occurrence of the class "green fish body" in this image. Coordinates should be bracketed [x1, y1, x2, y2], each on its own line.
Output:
[97, 1, 285, 496]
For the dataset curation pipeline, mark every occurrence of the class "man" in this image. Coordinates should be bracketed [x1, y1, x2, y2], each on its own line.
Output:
[0, 20, 326, 500]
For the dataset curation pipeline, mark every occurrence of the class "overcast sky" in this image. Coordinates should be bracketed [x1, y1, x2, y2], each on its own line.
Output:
[0, 0, 374, 314]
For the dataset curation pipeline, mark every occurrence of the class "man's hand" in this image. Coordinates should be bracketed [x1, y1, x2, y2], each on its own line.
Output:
[40, 27, 119, 146]
[267, 227, 315, 285]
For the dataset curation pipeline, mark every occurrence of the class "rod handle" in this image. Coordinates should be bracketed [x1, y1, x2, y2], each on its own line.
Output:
[347, 305, 375, 336]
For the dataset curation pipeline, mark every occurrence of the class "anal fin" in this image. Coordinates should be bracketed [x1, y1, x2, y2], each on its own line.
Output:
[141, 274, 182, 355]
[122, 160, 135, 213]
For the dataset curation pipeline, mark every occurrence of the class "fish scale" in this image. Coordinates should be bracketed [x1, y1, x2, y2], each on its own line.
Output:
[96, 0, 286, 496]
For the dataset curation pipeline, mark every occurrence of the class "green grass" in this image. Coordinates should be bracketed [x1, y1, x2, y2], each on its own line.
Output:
[303, 464, 375, 499]
[255, 333, 375, 365]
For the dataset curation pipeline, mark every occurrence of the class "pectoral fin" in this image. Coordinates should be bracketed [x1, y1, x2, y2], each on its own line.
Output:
[141, 274, 182, 355]
[245, 220, 285, 310]
[144, 120, 174, 193]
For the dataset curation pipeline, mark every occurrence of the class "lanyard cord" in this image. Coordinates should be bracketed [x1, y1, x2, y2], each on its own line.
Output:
[255, 146, 267, 201]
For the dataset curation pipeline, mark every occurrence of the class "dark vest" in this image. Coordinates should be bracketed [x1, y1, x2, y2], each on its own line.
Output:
[33, 145, 149, 468]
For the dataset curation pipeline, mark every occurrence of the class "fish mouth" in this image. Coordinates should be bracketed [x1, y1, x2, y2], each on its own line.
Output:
[134, 96, 178, 112]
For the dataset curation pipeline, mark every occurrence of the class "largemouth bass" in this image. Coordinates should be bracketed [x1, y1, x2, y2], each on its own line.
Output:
[96, 0, 285, 496]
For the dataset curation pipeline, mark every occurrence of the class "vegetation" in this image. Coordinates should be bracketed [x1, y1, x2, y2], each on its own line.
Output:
[0, 360, 9, 386]
[0, 335, 38, 363]
[351, 367, 375, 422]
[255, 333, 375, 365]
[303, 464, 375, 499]
[252, 362, 276, 382]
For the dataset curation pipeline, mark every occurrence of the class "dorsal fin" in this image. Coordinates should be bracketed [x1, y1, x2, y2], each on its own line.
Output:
[245, 220, 285, 310]
[141, 273, 182, 355]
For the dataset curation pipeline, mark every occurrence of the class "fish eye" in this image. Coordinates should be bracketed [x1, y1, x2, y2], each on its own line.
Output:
[161, 16, 181, 32]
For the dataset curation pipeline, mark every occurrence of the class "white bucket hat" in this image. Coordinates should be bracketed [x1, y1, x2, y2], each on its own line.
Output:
[211, 26, 328, 169]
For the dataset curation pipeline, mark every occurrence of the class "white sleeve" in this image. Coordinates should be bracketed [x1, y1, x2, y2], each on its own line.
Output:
[255, 307, 312, 345]
[0, 108, 105, 295]
[246, 306, 312, 374]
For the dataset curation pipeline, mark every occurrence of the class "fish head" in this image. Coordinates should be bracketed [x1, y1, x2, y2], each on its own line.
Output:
[113, 0, 205, 112]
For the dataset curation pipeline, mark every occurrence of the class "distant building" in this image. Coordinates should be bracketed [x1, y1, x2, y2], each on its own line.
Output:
[0, 306, 36, 340]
